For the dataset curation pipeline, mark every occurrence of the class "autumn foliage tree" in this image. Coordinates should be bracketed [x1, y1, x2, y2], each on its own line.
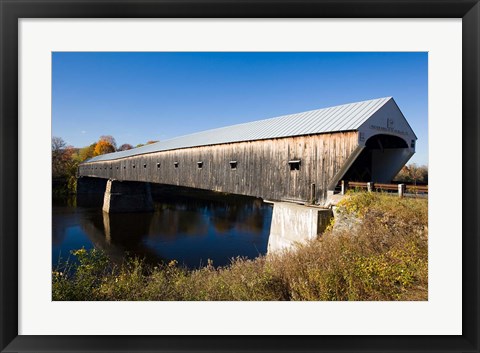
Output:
[52, 136, 76, 179]
[52, 134, 152, 194]
[94, 139, 116, 156]
[99, 135, 117, 151]
[394, 163, 428, 184]
[52, 135, 133, 195]
[52, 136, 67, 178]
[134, 140, 160, 148]
[118, 143, 134, 151]
[52, 136, 79, 194]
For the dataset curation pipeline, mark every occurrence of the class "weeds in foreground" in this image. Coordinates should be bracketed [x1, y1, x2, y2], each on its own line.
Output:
[53, 192, 428, 301]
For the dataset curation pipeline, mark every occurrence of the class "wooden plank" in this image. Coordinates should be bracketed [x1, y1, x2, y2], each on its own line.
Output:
[79, 132, 360, 203]
[374, 183, 398, 191]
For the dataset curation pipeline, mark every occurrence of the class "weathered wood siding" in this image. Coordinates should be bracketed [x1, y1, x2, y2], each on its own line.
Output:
[78, 132, 359, 203]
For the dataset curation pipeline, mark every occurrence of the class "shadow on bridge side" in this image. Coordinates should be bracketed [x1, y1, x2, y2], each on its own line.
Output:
[76, 177, 336, 254]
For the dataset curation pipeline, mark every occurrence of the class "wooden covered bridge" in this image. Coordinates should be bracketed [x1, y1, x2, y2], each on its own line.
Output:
[78, 96, 417, 206]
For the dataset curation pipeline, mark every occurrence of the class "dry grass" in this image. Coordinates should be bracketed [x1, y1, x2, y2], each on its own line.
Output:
[53, 192, 428, 301]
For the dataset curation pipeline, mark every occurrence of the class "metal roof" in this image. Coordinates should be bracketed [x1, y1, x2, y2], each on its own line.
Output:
[84, 97, 392, 163]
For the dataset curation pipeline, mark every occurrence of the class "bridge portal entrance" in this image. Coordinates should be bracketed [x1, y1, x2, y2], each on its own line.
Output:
[342, 134, 411, 183]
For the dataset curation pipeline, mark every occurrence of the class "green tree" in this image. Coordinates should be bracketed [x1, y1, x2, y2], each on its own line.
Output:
[79, 143, 96, 162]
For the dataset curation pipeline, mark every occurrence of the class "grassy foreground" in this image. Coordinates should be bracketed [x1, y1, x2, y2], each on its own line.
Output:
[52, 192, 428, 301]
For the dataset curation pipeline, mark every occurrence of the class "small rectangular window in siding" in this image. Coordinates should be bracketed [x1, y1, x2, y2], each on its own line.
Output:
[288, 160, 301, 171]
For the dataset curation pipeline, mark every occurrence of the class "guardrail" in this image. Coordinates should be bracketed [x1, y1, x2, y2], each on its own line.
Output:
[339, 181, 428, 198]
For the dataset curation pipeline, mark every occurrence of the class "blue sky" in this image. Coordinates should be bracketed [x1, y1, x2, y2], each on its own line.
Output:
[52, 52, 428, 165]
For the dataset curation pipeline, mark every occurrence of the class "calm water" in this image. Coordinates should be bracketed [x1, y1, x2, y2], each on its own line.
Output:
[52, 186, 273, 268]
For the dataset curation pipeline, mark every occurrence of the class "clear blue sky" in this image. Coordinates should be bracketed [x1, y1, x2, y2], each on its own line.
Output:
[52, 52, 428, 165]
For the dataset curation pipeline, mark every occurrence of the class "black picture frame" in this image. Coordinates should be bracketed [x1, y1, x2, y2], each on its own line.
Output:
[1, 1, 478, 352]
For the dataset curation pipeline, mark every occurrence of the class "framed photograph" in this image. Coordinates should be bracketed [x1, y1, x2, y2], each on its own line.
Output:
[1, 0, 478, 352]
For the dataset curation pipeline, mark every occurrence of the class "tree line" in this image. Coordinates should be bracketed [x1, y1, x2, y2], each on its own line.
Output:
[393, 163, 428, 185]
[52, 135, 158, 194]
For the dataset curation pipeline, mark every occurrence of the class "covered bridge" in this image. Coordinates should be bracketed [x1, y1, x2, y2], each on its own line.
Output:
[78, 97, 417, 205]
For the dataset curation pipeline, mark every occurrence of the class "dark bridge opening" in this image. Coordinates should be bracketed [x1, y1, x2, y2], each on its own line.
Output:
[342, 134, 410, 183]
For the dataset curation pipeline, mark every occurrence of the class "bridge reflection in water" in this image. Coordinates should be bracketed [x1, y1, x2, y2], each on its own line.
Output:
[52, 185, 272, 268]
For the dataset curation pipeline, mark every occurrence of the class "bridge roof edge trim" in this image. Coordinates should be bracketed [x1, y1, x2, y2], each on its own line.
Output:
[83, 96, 393, 163]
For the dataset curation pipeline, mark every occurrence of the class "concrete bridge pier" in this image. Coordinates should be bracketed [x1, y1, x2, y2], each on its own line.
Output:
[102, 179, 154, 213]
[267, 202, 333, 254]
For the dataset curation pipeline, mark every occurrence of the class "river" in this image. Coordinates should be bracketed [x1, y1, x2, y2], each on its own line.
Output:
[52, 185, 273, 269]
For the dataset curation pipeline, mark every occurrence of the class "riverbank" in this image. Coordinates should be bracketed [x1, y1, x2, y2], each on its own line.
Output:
[52, 192, 428, 301]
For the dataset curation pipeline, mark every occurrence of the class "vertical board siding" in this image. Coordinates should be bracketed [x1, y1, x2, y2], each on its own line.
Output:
[78, 132, 359, 202]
